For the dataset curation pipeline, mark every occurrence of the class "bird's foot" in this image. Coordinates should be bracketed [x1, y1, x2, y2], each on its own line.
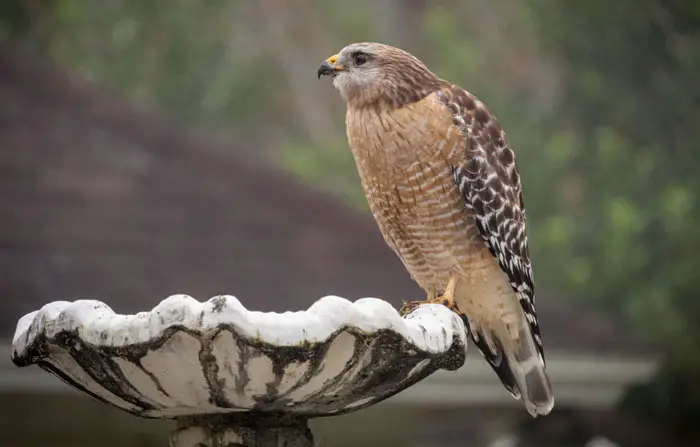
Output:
[399, 295, 459, 316]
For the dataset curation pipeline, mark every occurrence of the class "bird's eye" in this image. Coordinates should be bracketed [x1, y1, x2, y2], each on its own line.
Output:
[353, 52, 368, 66]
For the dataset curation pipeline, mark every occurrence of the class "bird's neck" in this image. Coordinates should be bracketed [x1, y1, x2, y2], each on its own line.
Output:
[345, 77, 445, 111]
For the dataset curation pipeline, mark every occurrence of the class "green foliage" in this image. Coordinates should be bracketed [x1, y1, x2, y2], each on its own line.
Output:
[525, 0, 700, 433]
[8, 0, 273, 135]
[0, 0, 38, 40]
[526, 0, 700, 357]
[4, 0, 700, 432]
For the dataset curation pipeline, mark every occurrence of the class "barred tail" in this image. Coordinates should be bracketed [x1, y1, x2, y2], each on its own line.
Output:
[506, 315, 554, 417]
[467, 313, 554, 417]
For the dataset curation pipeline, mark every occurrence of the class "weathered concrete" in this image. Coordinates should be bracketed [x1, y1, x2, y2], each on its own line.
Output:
[171, 414, 314, 447]
[12, 294, 467, 443]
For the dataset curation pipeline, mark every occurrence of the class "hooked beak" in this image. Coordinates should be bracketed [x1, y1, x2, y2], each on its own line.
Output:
[317, 54, 344, 79]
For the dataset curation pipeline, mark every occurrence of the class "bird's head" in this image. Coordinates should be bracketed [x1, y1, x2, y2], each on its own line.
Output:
[317, 42, 443, 109]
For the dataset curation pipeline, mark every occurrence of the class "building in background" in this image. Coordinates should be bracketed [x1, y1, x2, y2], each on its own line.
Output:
[0, 42, 661, 447]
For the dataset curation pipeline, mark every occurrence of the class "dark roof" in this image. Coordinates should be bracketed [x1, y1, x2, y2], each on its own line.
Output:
[0, 42, 651, 355]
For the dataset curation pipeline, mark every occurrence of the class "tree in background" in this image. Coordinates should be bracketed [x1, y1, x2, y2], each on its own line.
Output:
[2, 0, 700, 438]
[525, 0, 700, 437]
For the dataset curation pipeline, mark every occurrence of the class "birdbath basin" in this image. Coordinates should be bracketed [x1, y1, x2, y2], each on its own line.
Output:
[12, 294, 466, 446]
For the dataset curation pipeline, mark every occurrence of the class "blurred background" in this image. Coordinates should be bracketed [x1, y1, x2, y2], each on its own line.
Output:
[1, 0, 699, 446]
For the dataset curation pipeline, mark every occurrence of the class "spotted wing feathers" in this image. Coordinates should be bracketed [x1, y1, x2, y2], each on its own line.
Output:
[436, 86, 544, 364]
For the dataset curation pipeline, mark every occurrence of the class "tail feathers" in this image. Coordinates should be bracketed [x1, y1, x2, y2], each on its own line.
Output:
[473, 334, 522, 399]
[466, 317, 554, 417]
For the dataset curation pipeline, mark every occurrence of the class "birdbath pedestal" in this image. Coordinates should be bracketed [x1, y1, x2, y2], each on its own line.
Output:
[11, 294, 466, 447]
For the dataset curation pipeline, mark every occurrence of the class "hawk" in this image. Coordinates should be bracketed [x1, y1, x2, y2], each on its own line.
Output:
[317, 42, 554, 417]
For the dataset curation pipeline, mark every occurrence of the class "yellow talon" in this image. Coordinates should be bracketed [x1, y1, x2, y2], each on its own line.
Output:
[399, 277, 460, 316]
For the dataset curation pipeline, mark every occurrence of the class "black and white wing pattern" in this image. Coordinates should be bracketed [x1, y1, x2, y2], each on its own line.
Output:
[436, 85, 544, 367]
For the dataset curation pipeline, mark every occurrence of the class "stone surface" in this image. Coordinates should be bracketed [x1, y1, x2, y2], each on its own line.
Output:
[171, 414, 314, 447]
[12, 294, 466, 419]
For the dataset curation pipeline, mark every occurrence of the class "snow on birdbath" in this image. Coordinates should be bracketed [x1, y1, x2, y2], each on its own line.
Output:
[11, 294, 466, 447]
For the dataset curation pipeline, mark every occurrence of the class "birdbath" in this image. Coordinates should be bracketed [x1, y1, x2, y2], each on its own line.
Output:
[11, 294, 467, 446]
